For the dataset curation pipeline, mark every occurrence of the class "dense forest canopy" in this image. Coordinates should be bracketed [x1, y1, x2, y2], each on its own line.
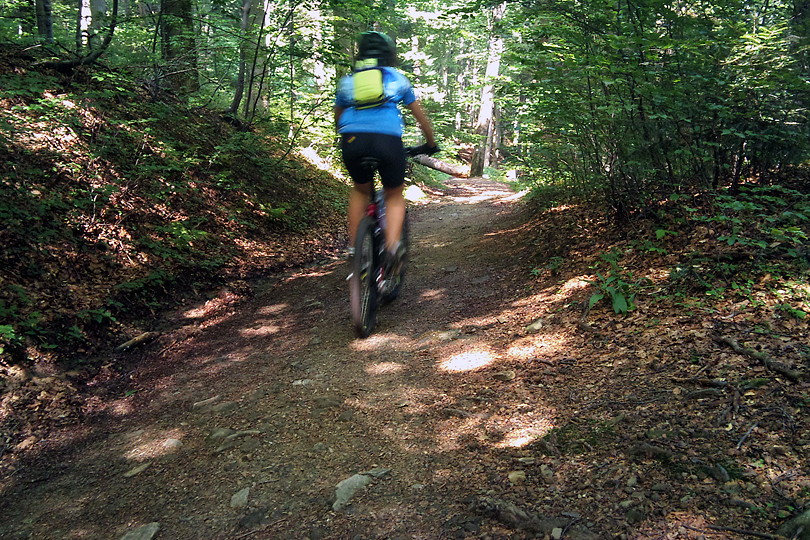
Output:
[4, 0, 809, 213]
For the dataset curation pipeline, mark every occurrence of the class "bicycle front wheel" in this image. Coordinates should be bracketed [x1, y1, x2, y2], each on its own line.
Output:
[349, 216, 379, 338]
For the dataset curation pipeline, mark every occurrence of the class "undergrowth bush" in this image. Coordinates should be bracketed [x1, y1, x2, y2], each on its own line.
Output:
[0, 56, 347, 365]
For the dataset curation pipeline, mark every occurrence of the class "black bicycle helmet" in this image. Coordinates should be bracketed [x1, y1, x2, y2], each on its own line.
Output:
[357, 31, 397, 67]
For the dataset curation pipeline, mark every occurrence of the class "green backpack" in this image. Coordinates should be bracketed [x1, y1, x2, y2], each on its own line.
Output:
[352, 58, 387, 109]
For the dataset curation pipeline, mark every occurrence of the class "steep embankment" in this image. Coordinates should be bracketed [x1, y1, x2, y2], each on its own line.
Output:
[1, 45, 348, 444]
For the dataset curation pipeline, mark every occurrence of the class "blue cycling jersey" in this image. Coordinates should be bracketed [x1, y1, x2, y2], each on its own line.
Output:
[335, 67, 417, 138]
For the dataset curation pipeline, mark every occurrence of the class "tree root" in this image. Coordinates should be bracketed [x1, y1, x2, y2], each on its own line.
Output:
[471, 496, 599, 539]
[714, 336, 803, 382]
[684, 523, 779, 539]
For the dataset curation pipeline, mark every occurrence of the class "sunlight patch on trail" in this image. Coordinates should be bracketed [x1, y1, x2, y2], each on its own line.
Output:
[122, 428, 186, 461]
[298, 145, 335, 172]
[434, 417, 487, 452]
[510, 275, 590, 311]
[240, 324, 282, 337]
[366, 361, 405, 375]
[421, 239, 453, 250]
[449, 189, 515, 204]
[182, 301, 223, 319]
[561, 276, 591, 293]
[432, 410, 556, 452]
[502, 189, 529, 202]
[418, 288, 447, 301]
[404, 184, 427, 201]
[495, 419, 556, 448]
[291, 268, 334, 279]
[440, 350, 496, 372]
[507, 332, 568, 361]
[351, 333, 410, 352]
[105, 400, 135, 417]
[257, 304, 289, 315]
[506, 343, 540, 359]
[484, 225, 526, 238]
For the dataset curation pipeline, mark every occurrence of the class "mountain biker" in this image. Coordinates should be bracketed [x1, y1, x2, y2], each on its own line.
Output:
[334, 31, 439, 274]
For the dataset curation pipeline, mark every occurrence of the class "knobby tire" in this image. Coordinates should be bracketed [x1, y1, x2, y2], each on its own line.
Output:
[380, 209, 409, 304]
[350, 217, 378, 338]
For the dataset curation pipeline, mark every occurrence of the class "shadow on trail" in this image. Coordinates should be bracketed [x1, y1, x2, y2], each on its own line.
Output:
[1, 177, 561, 539]
[0, 177, 578, 539]
[1, 177, 796, 539]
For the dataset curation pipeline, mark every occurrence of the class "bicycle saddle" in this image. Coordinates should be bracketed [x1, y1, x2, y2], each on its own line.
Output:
[360, 156, 380, 171]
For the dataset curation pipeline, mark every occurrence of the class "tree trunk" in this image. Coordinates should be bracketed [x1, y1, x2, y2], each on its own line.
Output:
[242, 0, 269, 121]
[793, 0, 810, 77]
[76, 0, 84, 51]
[35, 0, 54, 42]
[226, 0, 253, 116]
[470, 144, 485, 178]
[330, 0, 358, 72]
[288, 9, 295, 138]
[470, 2, 505, 177]
[309, 8, 330, 91]
[160, 0, 199, 94]
[43, 0, 118, 69]
[88, 0, 108, 48]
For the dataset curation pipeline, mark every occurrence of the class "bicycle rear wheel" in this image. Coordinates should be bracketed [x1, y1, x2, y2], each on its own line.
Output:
[349, 216, 379, 338]
[380, 209, 409, 304]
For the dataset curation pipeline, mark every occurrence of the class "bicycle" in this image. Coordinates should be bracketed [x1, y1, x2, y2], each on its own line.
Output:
[349, 153, 418, 337]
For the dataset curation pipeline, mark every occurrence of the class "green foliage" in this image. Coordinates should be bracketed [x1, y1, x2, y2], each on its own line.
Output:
[587, 251, 650, 314]
[546, 256, 565, 276]
[0, 324, 19, 354]
[531, 256, 565, 278]
[0, 72, 58, 98]
[409, 163, 450, 189]
[740, 378, 771, 390]
[665, 184, 809, 308]
[76, 308, 117, 324]
[631, 228, 676, 255]
[711, 185, 807, 255]
[502, 0, 810, 218]
[521, 173, 586, 211]
[541, 419, 617, 455]
[2, 0, 807, 362]
[775, 303, 807, 320]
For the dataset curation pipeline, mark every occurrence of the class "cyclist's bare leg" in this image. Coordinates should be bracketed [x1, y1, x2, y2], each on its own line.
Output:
[383, 185, 405, 253]
[348, 183, 372, 245]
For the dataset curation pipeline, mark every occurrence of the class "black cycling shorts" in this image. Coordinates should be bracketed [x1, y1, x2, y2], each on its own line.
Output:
[341, 132, 406, 189]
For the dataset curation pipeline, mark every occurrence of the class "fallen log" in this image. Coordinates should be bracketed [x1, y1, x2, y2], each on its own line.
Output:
[411, 155, 469, 177]
[116, 331, 157, 351]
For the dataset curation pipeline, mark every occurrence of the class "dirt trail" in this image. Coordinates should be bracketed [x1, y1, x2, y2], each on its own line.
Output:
[2, 177, 549, 539]
[6, 177, 805, 540]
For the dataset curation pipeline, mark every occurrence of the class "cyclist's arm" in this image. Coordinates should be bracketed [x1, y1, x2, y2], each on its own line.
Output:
[334, 106, 345, 130]
[406, 101, 437, 148]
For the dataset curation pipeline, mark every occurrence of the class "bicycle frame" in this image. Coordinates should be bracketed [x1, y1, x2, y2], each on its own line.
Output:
[368, 185, 390, 295]
[349, 159, 409, 337]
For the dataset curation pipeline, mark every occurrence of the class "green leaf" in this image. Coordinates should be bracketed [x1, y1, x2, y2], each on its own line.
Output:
[588, 293, 605, 309]
[611, 292, 629, 314]
[0, 325, 17, 341]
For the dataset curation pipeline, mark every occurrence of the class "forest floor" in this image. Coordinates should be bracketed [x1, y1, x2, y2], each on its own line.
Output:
[1, 176, 809, 540]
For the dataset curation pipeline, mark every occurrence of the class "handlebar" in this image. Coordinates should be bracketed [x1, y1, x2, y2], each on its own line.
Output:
[405, 144, 440, 157]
